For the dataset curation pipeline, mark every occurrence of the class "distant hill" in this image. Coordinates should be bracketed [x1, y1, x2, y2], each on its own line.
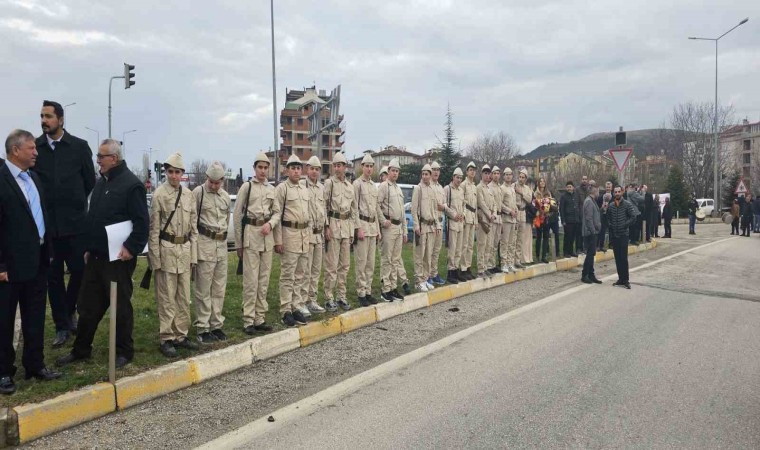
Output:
[525, 129, 668, 159]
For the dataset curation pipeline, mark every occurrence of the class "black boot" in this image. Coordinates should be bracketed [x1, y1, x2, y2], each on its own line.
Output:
[447, 269, 459, 284]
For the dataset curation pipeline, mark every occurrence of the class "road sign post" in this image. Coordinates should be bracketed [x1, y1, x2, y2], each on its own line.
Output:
[608, 146, 633, 187]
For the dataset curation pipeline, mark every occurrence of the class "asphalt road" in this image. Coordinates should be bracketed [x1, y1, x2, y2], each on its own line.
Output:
[203, 230, 760, 449]
[26, 224, 759, 449]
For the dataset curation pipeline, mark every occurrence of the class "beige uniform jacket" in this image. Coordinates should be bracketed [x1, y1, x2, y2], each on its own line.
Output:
[514, 182, 533, 223]
[411, 183, 438, 234]
[274, 179, 311, 253]
[233, 179, 280, 252]
[301, 178, 327, 244]
[489, 181, 503, 224]
[477, 181, 496, 225]
[433, 182, 446, 228]
[192, 184, 230, 262]
[324, 176, 356, 240]
[462, 179, 478, 225]
[149, 183, 198, 273]
[500, 183, 518, 224]
[353, 177, 379, 237]
[443, 184, 465, 232]
[377, 181, 406, 237]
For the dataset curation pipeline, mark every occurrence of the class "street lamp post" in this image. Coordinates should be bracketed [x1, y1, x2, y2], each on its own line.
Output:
[122, 129, 137, 160]
[64, 102, 76, 130]
[270, 0, 280, 184]
[85, 126, 100, 148]
[689, 17, 749, 215]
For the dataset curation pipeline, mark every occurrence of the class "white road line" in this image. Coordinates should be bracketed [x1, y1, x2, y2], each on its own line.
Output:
[196, 237, 735, 450]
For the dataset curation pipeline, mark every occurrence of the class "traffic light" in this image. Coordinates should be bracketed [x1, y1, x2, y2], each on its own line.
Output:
[147, 169, 152, 181]
[124, 63, 135, 89]
[154, 161, 165, 181]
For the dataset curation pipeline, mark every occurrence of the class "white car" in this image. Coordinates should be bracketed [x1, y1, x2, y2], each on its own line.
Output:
[696, 198, 714, 216]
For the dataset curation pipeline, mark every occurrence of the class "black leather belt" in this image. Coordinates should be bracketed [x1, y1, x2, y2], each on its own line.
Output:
[243, 216, 272, 226]
[282, 221, 309, 229]
[313, 228, 323, 234]
[359, 214, 376, 222]
[198, 224, 227, 241]
[328, 211, 351, 220]
[420, 218, 437, 226]
[465, 204, 476, 212]
[159, 231, 191, 245]
[384, 215, 402, 226]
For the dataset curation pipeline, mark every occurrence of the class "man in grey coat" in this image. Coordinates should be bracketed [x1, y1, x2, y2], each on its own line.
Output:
[582, 185, 602, 284]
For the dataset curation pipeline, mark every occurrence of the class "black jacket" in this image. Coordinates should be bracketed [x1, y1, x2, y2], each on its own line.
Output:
[644, 192, 653, 216]
[606, 198, 639, 237]
[687, 199, 698, 215]
[0, 163, 52, 282]
[559, 191, 580, 224]
[83, 162, 149, 259]
[33, 130, 96, 238]
[662, 203, 673, 221]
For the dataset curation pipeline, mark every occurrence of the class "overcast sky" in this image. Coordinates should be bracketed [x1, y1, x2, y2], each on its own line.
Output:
[1, 0, 758, 176]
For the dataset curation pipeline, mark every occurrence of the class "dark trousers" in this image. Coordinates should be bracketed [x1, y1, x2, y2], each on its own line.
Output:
[610, 234, 629, 283]
[582, 235, 597, 278]
[664, 219, 672, 238]
[72, 255, 136, 360]
[688, 214, 696, 233]
[48, 235, 85, 332]
[630, 215, 643, 244]
[535, 224, 549, 260]
[731, 219, 739, 234]
[575, 220, 584, 252]
[548, 221, 560, 258]
[644, 216, 651, 241]
[0, 269, 47, 378]
[563, 223, 578, 256]
[598, 220, 608, 250]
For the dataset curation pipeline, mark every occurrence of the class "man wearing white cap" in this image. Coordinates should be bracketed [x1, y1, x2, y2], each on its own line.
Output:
[443, 167, 465, 283]
[274, 155, 312, 327]
[379, 166, 388, 183]
[514, 169, 533, 265]
[234, 152, 280, 335]
[323, 152, 355, 312]
[192, 161, 231, 344]
[298, 156, 327, 315]
[378, 158, 409, 302]
[488, 166, 503, 274]
[429, 161, 447, 285]
[411, 164, 439, 292]
[353, 153, 380, 307]
[150, 152, 199, 358]
[477, 165, 497, 278]
[499, 167, 519, 272]
[459, 161, 478, 280]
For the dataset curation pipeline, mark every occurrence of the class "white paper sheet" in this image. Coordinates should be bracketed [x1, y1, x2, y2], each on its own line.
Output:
[105, 221, 147, 261]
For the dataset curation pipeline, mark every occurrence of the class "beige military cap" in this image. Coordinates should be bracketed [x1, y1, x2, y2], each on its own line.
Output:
[286, 154, 302, 167]
[503, 167, 513, 174]
[467, 161, 477, 169]
[164, 152, 185, 171]
[481, 164, 491, 172]
[431, 161, 441, 169]
[361, 153, 375, 166]
[492, 166, 501, 173]
[254, 152, 270, 165]
[332, 152, 348, 165]
[379, 166, 388, 175]
[453, 167, 464, 177]
[388, 158, 400, 169]
[421, 164, 433, 173]
[206, 161, 225, 181]
[306, 155, 321, 167]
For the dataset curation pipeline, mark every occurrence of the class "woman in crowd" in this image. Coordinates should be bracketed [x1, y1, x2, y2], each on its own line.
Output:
[730, 199, 740, 235]
[533, 178, 552, 264]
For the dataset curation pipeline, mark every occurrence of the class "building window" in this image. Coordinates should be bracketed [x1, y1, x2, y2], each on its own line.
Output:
[744, 140, 751, 151]
[322, 135, 330, 146]
[743, 153, 751, 165]
[297, 118, 304, 126]
[323, 150, 330, 160]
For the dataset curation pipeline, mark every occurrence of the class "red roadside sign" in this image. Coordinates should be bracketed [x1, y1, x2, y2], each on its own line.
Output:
[145, 180, 152, 189]
[608, 147, 633, 172]
[735, 178, 748, 195]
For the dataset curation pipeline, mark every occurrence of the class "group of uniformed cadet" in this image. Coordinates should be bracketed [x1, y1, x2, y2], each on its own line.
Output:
[148, 150, 534, 355]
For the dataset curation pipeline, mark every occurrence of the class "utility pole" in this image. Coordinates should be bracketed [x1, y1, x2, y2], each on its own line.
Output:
[108, 63, 136, 138]
[270, 0, 280, 184]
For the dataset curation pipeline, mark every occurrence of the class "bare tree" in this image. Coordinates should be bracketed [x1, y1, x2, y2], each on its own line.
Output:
[130, 165, 147, 182]
[466, 131, 521, 169]
[663, 101, 734, 198]
[545, 158, 615, 195]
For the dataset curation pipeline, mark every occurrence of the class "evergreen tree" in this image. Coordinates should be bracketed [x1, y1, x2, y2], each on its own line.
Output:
[722, 170, 741, 208]
[436, 104, 461, 186]
[398, 163, 423, 185]
[665, 165, 688, 216]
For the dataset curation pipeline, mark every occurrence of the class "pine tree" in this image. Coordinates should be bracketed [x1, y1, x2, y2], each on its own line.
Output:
[665, 165, 688, 216]
[437, 104, 461, 186]
[722, 170, 741, 208]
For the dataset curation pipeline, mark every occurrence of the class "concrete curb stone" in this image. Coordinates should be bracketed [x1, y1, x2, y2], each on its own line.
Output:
[252, 328, 301, 361]
[188, 342, 254, 384]
[115, 361, 195, 411]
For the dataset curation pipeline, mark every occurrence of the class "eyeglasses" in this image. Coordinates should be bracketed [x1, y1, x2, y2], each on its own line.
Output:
[96, 153, 115, 159]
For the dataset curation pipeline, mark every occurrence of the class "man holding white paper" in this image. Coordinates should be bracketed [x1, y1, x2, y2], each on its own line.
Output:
[57, 139, 149, 369]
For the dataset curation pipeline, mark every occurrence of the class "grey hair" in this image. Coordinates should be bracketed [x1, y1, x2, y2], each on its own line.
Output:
[5, 129, 34, 155]
[100, 139, 123, 161]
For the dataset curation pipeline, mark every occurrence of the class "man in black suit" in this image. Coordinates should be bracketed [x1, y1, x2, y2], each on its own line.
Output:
[34, 100, 96, 347]
[642, 184, 654, 242]
[0, 129, 62, 395]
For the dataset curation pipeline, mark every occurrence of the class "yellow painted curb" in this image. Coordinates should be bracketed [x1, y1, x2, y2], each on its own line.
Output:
[468, 276, 491, 293]
[299, 317, 341, 347]
[252, 328, 301, 361]
[340, 308, 377, 333]
[448, 282, 472, 298]
[503, 271, 517, 284]
[403, 292, 430, 313]
[188, 342, 254, 384]
[428, 286, 453, 305]
[374, 301, 405, 321]
[115, 361, 195, 410]
[628, 245, 638, 254]
[555, 258, 576, 271]
[15, 383, 115, 444]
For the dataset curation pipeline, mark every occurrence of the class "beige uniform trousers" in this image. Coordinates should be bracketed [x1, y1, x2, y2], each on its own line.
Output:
[447, 228, 463, 271]
[155, 269, 192, 343]
[500, 222, 517, 267]
[489, 222, 501, 268]
[299, 242, 323, 303]
[193, 258, 227, 332]
[460, 223, 476, 271]
[430, 227, 443, 277]
[280, 250, 310, 313]
[242, 248, 273, 327]
[476, 227, 493, 273]
[518, 222, 533, 264]
[354, 236, 377, 297]
[324, 237, 351, 300]
[381, 233, 407, 293]
[414, 231, 436, 284]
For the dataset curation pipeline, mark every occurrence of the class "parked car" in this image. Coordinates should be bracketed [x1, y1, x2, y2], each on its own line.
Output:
[696, 198, 714, 216]
[227, 195, 236, 249]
